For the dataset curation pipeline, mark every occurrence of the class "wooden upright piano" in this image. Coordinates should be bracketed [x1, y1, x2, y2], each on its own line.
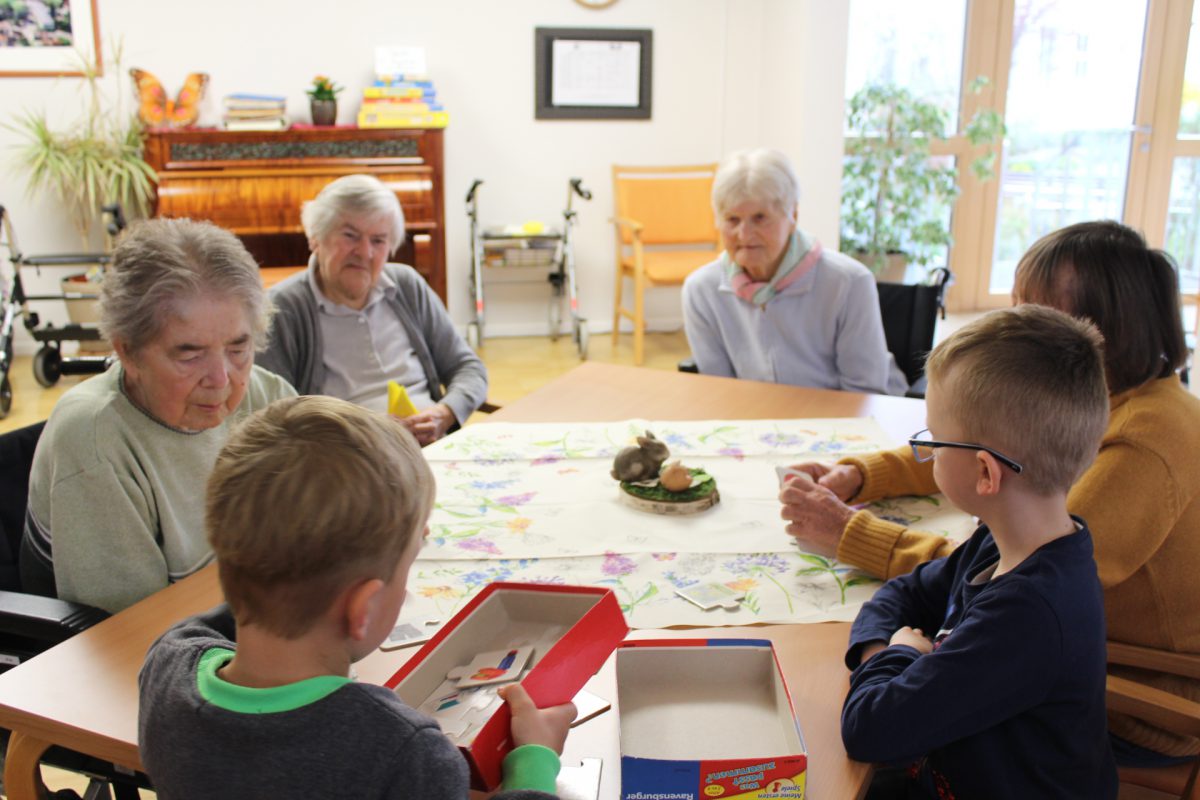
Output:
[142, 126, 447, 302]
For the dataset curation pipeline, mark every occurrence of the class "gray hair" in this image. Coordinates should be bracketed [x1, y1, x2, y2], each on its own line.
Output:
[99, 218, 273, 353]
[300, 174, 406, 251]
[712, 148, 801, 218]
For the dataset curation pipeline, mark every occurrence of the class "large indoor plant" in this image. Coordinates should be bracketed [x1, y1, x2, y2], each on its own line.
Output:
[8, 45, 156, 247]
[840, 78, 1004, 281]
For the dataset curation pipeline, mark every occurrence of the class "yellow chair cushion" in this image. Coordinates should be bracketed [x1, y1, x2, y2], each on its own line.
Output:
[621, 248, 718, 285]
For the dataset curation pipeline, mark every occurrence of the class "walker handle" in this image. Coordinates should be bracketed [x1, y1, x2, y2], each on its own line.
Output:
[569, 178, 592, 201]
[466, 179, 484, 204]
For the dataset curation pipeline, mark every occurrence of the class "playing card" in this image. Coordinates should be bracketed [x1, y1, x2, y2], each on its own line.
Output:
[675, 582, 745, 611]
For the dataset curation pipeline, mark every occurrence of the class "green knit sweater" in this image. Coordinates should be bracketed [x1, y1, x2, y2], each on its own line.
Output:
[25, 364, 295, 613]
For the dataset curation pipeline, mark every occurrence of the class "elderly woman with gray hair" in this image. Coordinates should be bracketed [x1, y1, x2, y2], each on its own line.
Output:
[22, 218, 296, 613]
[257, 174, 487, 445]
[683, 148, 906, 395]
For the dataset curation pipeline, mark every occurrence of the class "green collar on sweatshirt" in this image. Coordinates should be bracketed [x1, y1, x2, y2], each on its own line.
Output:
[196, 648, 352, 714]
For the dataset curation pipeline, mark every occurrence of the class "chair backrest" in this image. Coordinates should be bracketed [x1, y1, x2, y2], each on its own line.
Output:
[1107, 640, 1200, 799]
[0, 422, 45, 593]
[876, 268, 952, 386]
[612, 164, 719, 246]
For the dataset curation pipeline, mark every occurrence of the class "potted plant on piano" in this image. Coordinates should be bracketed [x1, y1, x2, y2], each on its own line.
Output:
[307, 75, 343, 126]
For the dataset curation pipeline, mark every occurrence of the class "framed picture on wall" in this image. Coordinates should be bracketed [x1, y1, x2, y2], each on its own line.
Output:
[1, 0, 102, 77]
[534, 27, 652, 120]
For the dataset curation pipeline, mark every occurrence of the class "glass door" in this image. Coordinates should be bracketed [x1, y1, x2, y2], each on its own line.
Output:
[1163, 1, 1200, 297]
[985, 0, 1150, 302]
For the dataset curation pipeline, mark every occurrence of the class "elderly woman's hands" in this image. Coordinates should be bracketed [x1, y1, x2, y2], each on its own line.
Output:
[779, 468, 858, 559]
[786, 461, 864, 501]
[398, 403, 456, 446]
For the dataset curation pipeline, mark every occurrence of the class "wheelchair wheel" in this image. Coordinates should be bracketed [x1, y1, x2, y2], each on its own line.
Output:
[33, 345, 62, 388]
[0, 374, 11, 418]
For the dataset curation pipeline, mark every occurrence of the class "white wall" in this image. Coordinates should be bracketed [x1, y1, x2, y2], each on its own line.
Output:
[0, 0, 848, 352]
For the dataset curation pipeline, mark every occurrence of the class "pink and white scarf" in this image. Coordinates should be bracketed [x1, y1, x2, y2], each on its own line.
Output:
[724, 230, 823, 307]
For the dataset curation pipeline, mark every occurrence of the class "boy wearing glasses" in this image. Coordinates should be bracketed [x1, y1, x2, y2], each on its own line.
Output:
[838, 306, 1117, 799]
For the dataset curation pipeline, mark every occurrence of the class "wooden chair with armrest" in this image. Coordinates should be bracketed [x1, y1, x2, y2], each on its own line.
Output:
[611, 164, 720, 366]
[1107, 640, 1200, 799]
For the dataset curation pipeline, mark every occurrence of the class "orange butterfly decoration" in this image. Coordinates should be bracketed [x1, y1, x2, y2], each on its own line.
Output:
[130, 68, 209, 128]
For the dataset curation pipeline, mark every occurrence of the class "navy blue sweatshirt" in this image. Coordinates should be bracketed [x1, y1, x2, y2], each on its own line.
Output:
[842, 519, 1116, 799]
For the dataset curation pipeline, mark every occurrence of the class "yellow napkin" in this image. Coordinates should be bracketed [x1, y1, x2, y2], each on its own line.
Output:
[387, 381, 419, 418]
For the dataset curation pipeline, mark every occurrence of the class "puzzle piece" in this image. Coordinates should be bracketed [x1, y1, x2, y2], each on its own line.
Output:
[570, 689, 611, 727]
[457, 647, 533, 688]
[775, 465, 815, 488]
[675, 582, 745, 611]
[438, 716, 469, 738]
[557, 758, 603, 800]
[416, 679, 462, 717]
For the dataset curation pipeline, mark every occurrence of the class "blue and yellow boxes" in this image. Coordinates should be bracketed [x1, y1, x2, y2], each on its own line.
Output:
[617, 639, 808, 799]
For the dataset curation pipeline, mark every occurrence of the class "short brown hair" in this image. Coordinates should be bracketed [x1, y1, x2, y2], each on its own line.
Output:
[206, 396, 434, 638]
[1014, 220, 1186, 395]
[925, 305, 1108, 494]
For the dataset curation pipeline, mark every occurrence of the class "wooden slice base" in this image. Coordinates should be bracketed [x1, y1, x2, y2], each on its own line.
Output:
[618, 485, 720, 515]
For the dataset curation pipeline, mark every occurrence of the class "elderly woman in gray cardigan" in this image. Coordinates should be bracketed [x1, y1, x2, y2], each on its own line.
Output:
[258, 174, 487, 445]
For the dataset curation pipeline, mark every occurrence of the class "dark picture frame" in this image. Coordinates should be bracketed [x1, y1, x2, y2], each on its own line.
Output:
[535, 27, 652, 120]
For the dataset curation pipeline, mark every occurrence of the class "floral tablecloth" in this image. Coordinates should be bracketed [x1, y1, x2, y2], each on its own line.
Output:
[399, 419, 975, 628]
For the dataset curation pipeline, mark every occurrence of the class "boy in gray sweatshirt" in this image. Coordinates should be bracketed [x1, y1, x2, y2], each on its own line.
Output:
[139, 395, 573, 799]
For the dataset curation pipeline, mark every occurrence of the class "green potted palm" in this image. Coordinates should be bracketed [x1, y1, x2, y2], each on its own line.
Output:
[8, 47, 156, 247]
[840, 78, 1004, 282]
[8, 45, 155, 349]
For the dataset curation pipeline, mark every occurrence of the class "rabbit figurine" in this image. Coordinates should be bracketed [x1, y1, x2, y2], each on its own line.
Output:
[611, 431, 671, 481]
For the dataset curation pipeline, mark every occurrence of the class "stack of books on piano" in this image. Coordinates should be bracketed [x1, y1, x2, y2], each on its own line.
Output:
[222, 94, 288, 131]
[357, 75, 448, 129]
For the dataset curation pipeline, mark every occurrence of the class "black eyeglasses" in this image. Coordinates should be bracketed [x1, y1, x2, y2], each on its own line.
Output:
[907, 428, 1024, 474]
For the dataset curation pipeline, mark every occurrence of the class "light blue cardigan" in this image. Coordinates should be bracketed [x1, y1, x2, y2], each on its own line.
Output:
[682, 247, 908, 396]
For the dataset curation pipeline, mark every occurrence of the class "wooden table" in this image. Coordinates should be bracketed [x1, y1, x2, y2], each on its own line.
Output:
[0, 364, 925, 799]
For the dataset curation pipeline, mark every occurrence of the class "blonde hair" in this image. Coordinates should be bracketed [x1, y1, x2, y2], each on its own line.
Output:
[206, 396, 434, 638]
[924, 305, 1108, 494]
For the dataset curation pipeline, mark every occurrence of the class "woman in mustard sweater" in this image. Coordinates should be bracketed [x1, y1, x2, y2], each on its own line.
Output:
[780, 220, 1200, 764]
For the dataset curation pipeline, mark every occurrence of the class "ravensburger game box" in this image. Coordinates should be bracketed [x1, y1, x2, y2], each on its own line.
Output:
[617, 639, 807, 799]
[386, 581, 628, 790]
